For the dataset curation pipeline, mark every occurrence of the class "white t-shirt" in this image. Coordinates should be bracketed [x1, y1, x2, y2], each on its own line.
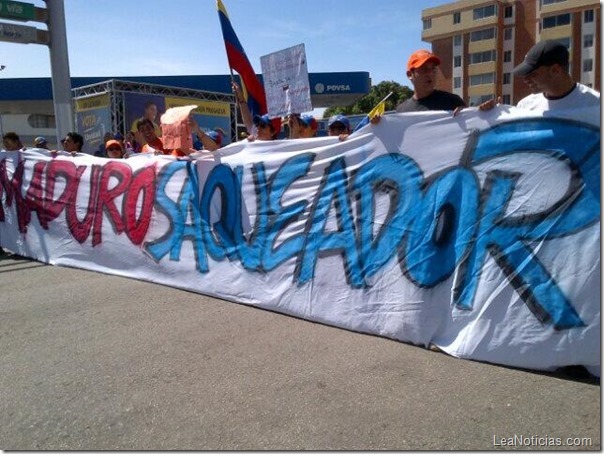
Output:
[517, 83, 600, 111]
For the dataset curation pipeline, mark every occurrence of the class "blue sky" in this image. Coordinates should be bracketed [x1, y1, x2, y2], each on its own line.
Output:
[1, 0, 447, 93]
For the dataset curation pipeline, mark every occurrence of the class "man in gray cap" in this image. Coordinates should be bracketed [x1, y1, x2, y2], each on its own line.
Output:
[34, 136, 49, 149]
[513, 39, 600, 110]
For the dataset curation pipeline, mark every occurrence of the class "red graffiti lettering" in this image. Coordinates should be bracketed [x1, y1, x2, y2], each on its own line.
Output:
[0, 157, 157, 247]
[124, 165, 156, 245]
[92, 161, 131, 246]
[44, 160, 80, 227]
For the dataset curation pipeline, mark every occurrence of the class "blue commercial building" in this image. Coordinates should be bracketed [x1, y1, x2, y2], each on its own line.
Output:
[0, 71, 371, 149]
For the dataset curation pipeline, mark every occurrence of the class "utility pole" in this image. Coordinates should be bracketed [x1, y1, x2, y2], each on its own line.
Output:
[45, 0, 73, 141]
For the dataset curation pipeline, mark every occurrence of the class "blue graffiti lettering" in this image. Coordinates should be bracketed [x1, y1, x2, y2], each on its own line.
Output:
[145, 118, 599, 330]
[145, 161, 208, 273]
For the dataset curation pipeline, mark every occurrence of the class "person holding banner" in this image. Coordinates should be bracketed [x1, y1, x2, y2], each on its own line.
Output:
[138, 118, 167, 155]
[328, 114, 351, 141]
[288, 114, 318, 139]
[33, 136, 49, 150]
[371, 50, 496, 127]
[105, 139, 125, 159]
[513, 40, 600, 110]
[232, 81, 282, 141]
[397, 50, 466, 113]
[2, 132, 24, 151]
[250, 114, 281, 141]
[60, 132, 84, 155]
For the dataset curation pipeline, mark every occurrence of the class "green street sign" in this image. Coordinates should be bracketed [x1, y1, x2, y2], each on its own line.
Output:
[0, 0, 35, 22]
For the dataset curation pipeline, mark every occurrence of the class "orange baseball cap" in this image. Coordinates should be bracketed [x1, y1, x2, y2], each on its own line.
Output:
[407, 49, 441, 71]
[105, 139, 122, 150]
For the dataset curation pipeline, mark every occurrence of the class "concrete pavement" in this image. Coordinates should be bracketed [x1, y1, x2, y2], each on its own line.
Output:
[0, 253, 599, 450]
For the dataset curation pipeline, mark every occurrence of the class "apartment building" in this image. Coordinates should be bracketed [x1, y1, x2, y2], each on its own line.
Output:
[421, 0, 600, 105]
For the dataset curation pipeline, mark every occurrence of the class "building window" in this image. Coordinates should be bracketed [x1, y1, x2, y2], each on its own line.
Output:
[541, 0, 567, 5]
[584, 9, 594, 23]
[502, 94, 511, 105]
[583, 59, 593, 72]
[453, 77, 461, 89]
[454, 55, 462, 67]
[453, 12, 461, 24]
[503, 50, 512, 62]
[27, 114, 56, 129]
[584, 34, 594, 48]
[473, 5, 496, 20]
[423, 18, 432, 30]
[469, 95, 494, 106]
[504, 6, 513, 18]
[470, 27, 496, 42]
[503, 73, 511, 85]
[542, 13, 571, 29]
[453, 34, 462, 46]
[469, 72, 495, 86]
[470, 50, 496, 64]
[504, 27, 513, 40]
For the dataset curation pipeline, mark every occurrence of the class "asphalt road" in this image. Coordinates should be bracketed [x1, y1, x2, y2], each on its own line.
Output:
[0, 252, 600, 451]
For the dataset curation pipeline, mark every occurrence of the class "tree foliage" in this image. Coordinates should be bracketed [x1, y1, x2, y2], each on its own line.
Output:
[323, 80, 413, 118]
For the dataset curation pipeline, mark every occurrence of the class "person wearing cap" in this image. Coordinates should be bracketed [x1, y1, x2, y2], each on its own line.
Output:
[231, 80, 282, 141]
[105, 139, 124, 159]
[34, 136, 49, 149]
[328, 114, 351, 141]
[250, 114, 281, 141]
[513, 40, 600, 111]
[288, 114, 318, 139]
[299, 115, 318, 138]
[192, 126, 222, 152]
[397, 49, 466, 113]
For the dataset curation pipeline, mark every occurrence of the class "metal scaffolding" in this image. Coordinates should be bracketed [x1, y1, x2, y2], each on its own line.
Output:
[72, 78, 237, 141]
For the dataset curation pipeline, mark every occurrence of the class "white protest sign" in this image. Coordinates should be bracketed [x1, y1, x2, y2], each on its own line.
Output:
[260, 43, 312, 117]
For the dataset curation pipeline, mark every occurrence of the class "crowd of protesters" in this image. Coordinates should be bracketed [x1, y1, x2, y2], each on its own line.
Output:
[1, 39, 598, 159]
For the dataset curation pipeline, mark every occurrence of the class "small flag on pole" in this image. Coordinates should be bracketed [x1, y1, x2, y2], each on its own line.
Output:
[353, 92, 393, 132]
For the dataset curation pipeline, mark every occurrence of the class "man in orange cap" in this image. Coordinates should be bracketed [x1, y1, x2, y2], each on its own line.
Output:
[396, 49, 466, 113]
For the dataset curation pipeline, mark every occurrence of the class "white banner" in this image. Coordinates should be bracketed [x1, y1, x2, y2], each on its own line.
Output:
[261, 43, 312, 117]
[0, 106, 600, 376]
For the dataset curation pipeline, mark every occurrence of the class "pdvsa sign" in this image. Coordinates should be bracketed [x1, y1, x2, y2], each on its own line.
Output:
[314, 83, 351, 94]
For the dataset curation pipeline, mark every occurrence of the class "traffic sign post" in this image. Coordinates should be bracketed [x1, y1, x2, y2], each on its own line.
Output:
[0, 0, 73, 141]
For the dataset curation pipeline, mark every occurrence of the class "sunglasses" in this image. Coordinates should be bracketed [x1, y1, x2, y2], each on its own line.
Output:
[107, 146, 122, 151]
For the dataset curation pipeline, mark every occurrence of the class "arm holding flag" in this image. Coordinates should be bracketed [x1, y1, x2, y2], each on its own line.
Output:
[231, 80, 254, 134]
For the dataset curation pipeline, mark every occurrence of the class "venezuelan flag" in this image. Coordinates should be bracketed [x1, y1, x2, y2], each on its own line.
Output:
[217, 0, 267, 118]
